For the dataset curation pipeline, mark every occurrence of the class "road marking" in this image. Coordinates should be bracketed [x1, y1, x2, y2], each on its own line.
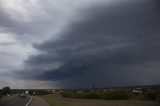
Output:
[25, 96, 32, 106]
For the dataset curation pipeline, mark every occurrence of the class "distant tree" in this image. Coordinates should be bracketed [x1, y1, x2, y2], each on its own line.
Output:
[2, 86, 11, 95]
[0, 90, 2, 98]
[55, 89, 59, 92]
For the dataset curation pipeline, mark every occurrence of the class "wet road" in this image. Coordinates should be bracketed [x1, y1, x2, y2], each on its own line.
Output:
[0, 96, 30, 106]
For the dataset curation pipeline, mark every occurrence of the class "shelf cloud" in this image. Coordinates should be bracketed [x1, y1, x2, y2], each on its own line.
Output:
[0, 0, 160, 88]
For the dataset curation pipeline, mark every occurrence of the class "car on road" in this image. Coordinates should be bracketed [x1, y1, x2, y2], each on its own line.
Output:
[17, 94, 26, 98]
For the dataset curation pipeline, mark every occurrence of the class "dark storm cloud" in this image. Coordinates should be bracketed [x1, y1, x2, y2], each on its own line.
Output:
[20, 0, 160, 88]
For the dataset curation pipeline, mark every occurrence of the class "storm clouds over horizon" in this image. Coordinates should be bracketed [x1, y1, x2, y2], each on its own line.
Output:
[0, 0, 160, 89]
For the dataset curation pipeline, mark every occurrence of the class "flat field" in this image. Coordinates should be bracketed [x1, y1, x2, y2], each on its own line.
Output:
[41, 95, 160, 106]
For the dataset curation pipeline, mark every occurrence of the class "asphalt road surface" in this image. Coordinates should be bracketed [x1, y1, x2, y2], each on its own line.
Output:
[0, 96, 30, 106]
[30, 96, 50, 106]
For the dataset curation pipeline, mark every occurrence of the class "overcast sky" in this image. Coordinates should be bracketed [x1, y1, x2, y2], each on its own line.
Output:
[0, 0, 160, 89]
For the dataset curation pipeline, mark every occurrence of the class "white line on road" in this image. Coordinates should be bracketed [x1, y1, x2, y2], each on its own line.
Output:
[25, 96, 32, 106]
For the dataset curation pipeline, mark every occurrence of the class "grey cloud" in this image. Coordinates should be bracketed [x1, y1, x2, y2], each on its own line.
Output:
[17, 0, 160, 88]
[0, 0, 74, 43]
[0, 42, 17, 46]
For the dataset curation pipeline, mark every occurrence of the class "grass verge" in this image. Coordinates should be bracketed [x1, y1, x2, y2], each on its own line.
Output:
[41, 94, 160, 106]
[41, 95, 70, 106]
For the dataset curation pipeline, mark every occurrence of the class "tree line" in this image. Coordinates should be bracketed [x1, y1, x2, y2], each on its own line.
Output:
[0, 86, 11, 98]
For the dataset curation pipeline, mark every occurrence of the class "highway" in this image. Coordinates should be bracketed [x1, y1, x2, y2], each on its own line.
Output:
[0, 96, 31, 106]
[0, 96, 50, 106]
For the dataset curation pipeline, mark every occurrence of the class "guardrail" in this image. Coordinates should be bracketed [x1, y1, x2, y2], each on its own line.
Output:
[25, 96, 32, 106]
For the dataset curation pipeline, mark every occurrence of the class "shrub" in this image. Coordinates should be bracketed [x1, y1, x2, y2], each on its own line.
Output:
[2, 87, 11, 95]
[143, 90, 160, 101]
[144, 92, 156, 100]
[62, 89, 130, 100]
[103, 90, 130, 100]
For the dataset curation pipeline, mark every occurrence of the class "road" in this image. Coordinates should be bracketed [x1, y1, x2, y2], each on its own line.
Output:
[30, 96, 50, 106]
[0, 96, 30, 106]
[0, 96, 50, 106]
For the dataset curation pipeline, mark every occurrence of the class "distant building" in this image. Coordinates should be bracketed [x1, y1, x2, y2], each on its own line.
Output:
[25, 91, 29, 94]
[52, 89, 61, 94]
[132, 89, 142, 94]
[33, 92, 36, 95]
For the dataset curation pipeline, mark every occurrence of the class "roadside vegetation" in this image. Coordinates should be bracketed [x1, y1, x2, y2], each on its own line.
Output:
[0, 86, 11, 99]
[40, 88, 160, 106]
[62, 89, 130, 100]
[42, 95, 69, 106]
[61, 89, 160, 102]
[41, 94, 160, 106]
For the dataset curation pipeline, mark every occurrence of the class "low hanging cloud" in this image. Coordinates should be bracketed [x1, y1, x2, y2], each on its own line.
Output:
[1, 0, 160, 89]
[0, 0, 104, 88]
[15, 0, 160, 88]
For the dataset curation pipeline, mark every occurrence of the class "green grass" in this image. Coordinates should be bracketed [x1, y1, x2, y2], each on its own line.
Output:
[1, 95, 14, 100]
[41, 95, 70, 106]
[41, 95, 160, 106]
